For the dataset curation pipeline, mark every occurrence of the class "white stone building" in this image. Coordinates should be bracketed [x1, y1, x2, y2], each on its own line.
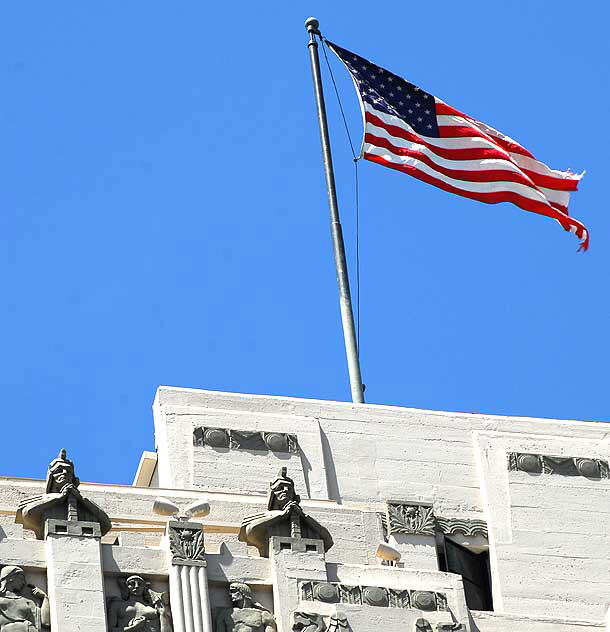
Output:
[0, 386, 609, 632]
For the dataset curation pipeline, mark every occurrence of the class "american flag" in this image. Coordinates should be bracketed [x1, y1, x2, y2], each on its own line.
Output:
[327, 41, 588, 251]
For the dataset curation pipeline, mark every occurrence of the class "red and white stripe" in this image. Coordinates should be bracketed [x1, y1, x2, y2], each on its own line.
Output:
[362, 100, 588, 250]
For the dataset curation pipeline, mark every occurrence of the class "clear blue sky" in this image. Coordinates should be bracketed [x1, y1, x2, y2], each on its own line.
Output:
[1, 2, 608, 485]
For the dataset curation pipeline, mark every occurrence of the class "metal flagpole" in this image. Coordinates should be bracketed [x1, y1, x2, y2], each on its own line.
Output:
[305, 17, 365, 404]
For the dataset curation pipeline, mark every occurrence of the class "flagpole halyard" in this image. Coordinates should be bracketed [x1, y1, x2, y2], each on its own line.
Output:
[305, 17, 365, 404]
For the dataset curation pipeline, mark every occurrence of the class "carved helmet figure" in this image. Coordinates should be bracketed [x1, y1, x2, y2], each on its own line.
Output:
[267, 467, 300, 511]
[239, 467, 333, 557]
[46, 448, 79, 494]
[16, 448, 112, 539]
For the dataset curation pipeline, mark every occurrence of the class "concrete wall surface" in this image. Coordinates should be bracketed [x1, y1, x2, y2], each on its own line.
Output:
[151, 387, 610, 628]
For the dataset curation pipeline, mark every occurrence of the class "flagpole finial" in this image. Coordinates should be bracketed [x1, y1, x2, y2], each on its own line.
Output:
[305, 17, 320, 34]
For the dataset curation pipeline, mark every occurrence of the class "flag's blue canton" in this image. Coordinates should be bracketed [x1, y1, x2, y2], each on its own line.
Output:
[328, 42, 440, 138]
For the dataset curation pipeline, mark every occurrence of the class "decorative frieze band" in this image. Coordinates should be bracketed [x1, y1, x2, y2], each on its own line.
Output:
[384, 503, 488, 538]
[193, 427, 299, 454]
[507, 452, 609, 478]
[301, 582, 447, 611]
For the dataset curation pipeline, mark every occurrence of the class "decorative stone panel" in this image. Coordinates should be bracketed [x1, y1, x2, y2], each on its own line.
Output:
[387, 503, 435, 535]
[507, 452, 609, 478]
[301, 582, 447, 611]
[169, 520, 206, 565]
[384, 503, 488, 538]
[193, 427, 299, 454]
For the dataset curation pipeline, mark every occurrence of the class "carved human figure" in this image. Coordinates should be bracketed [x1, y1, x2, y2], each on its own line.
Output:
[0, 566, 50, 631]
[215, 582, 276, 632]
[16, 449, 112, 539]
[107, 575, 172, 632]
[238, 468, 333, 557]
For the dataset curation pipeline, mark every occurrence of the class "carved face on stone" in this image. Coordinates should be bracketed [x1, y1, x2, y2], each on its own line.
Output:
[51, 462, 74, 488]
[180, 529, 196, 542]
[126, 576, 146, 597]
[229, 582, 252, 608]
[0, 566, 26, 595]
[267, 467, 300, 511]
[272, 481, 294, 507]
[47, 459, 76, 494]
[6, 570, 26, 593]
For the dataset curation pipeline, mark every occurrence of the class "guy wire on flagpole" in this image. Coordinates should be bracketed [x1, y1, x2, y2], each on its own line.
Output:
[305, 17, 365, 404]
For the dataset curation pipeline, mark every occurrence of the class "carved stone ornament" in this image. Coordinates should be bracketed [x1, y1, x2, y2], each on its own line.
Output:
[193, 427, 299, 454]
[415, 619, 433, 632]
[338, 585, 362, 605]
[292, 612, 326, 632]
[169, 520, 206, 565]
[411, 591, 437, 611]
[312, 583, 339, 603]
[384, 503, 488, 539]
[435, 517, 488, 538]
[0, 565, 51, 630]
[362, 586, 389, 607]
[388, 588, 410, 609]
[292, 613, 349, 632]
[301, 582, 447, 611]
[214, 582, 277, 632]
[238, 467, 333, 557]
[107, 575, 172, 632]
[15, 448, 112, 540]
[387, 503, 435, 535]
[507, 452, 609, 478]
[326, 615, 349, 632]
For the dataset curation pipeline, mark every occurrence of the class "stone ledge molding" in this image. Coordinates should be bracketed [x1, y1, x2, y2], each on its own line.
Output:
[193, 427, 299, 454]
[507, 452, 610, 478]
[301, 581, 447, 611]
